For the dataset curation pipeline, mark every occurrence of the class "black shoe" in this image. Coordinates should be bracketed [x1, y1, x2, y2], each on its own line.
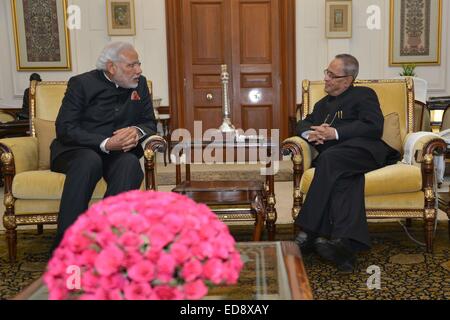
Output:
[294, 231, 317, 254]
[315, 238, 356, 272]
[336, 257, 356, 273]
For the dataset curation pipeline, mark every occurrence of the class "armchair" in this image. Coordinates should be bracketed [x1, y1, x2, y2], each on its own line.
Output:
[282, 78, 446, 253]
[0, 80, 166, 262]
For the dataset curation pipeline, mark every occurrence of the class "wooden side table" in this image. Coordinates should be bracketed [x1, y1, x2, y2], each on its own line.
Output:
[171, 137, 278, 240]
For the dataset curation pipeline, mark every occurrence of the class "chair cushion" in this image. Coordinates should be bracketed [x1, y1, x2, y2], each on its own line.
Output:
[365, 192, 424, 210]
[381, 112, 402, 153]
[34, 118, 55, 170]
[12, 170, 146, 200]
[300, 163, 422, 196]
[12, 170, 107, 200]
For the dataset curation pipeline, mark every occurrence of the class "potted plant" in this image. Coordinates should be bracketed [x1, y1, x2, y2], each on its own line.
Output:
[399, 63, 417, 77]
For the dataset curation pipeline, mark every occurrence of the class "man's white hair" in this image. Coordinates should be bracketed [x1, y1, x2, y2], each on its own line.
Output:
[96, 42, 135, 71]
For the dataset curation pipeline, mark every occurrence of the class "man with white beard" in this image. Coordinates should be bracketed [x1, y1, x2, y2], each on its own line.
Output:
[50, 42, 157, 251]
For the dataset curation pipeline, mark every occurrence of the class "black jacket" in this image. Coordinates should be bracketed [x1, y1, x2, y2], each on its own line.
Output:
[50, 70, 157, 164]
[296, 85, 400, 166]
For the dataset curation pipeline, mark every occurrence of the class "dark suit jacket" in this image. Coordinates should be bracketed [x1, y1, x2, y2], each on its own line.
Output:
[50, 70, 157, 164]
[296, 85, 400, 166]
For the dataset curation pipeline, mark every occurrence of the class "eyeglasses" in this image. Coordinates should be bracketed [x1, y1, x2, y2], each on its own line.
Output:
[324, 69, 350, 79]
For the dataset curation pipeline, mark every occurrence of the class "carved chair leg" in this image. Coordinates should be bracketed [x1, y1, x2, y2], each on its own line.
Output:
[37, 224, 43, 235]
[252, 210, 264, 241]
[7, 228, 17, 263]
[251, 193, 265, 241]
[424, 219, 435, 254]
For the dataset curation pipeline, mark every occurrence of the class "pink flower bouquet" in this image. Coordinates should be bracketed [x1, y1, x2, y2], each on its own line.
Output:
[44, 190, 243, 300]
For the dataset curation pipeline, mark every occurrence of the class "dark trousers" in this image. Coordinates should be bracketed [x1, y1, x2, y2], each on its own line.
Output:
[50, 148, 144, 250]
[295, 144, 382, 250]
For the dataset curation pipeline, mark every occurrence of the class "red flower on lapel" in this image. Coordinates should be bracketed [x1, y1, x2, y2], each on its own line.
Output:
[131, 91, 141, 101]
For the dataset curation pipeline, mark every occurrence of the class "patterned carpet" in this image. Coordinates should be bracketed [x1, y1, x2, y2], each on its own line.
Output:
[1, 221, 449, 300]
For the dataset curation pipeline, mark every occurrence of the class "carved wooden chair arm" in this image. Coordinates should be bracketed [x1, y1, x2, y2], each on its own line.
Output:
[0, 137, 39, 176]
[143, 135, 168, 190]
[281, 136, 314, 173]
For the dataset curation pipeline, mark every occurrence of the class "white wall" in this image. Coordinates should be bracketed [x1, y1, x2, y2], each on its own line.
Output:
[1, 0, 449, 108]
[0, 0, 168, 108]
[296, 0, 450, 103]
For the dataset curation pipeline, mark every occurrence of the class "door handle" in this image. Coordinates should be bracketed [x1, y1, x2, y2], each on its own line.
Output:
[206, 93, 214, 101]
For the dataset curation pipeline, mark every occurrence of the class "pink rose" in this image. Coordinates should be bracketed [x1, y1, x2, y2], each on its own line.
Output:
[149, 225, 173, 250]
[178, 229, 200, 246]
[162, 213, 185, 234]
[181, 259, 203, 282]
[81, 270, 101, 292]
[100, 274, 127, 290]
[128, 261, 155, 282]
[94, 245, 124, 276]
[118, 232, 142, 249]
[156, 253, 176, 278]
[169, 243, 189, 263]
[124, 282, 153, 300]
[192, 242, 214, 260]
[153, 286, 183, 300]
[184, 280, 208, 300]
[203, 259, 225, 284]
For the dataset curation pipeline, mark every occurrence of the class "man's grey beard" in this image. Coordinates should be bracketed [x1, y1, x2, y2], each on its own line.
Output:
[116, 80, 139, 89]
[112, 75, 139, 89]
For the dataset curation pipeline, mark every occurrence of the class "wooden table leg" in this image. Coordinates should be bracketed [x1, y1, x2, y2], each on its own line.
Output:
[251, 193, 265, 241]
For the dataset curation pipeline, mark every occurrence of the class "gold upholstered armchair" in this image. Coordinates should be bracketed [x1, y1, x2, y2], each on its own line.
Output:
[0, 80, 166, 262]
[282, 78, 446, 253]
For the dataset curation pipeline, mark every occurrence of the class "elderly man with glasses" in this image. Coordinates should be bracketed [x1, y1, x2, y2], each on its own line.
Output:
[50, 42, 157, 251]
[294, 54, 400, 272]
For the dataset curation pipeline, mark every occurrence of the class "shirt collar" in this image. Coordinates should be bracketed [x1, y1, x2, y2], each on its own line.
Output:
[103, 72, 119, 88]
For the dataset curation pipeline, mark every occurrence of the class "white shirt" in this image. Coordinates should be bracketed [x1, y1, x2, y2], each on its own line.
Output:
[302, 128, 339, 141]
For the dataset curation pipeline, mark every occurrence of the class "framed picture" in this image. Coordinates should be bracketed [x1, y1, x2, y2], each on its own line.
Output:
[11, 0, 72, 71]
[389, 0, 442, 66]
[106, 0, 136, 36]
[325, 0, 352, 39]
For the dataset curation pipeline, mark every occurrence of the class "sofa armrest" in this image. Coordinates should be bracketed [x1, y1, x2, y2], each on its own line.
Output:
[0, 137, 38, 174]
[281, 136, 314, 172]
[402, 132, 446, 166]
[142, 135, 168, 190]
[281, 136, 315, 221]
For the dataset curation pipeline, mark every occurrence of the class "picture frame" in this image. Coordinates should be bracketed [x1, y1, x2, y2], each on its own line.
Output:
[11, 0, 72, 71]
[106, 0, 136, 36]
[389, 0, 442, 66]
[325, 0, 352, 39]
